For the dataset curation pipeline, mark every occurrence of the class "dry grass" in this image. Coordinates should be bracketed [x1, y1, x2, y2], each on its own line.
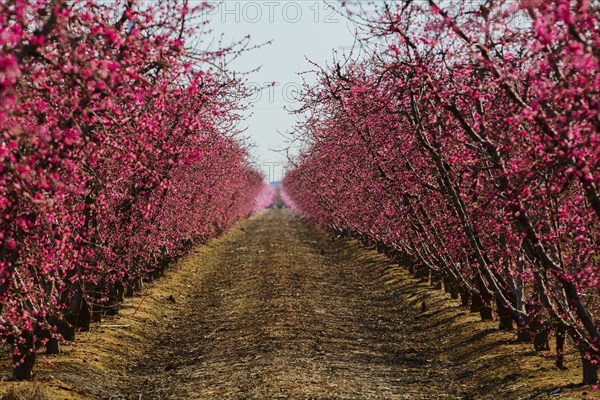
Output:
[0, 385, 50, 400]
[0, 209, 597, 399]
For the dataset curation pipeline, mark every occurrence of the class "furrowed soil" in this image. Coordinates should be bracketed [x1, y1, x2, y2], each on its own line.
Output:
[0, 209, 596, 399]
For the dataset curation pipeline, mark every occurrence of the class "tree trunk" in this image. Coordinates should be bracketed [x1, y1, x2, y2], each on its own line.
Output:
[449, 287, 459, 300]
[77, 298, 91, 332]
[470, 293, 493, 320]
[526, 304, 549, 351]
[443, 277, 460, 299]
[470, 292, 481, 313]
[91, 293, 103, 323]
[45, 337, 60, 354]
[151, 266, 163, 280]
[113, 281, 125, 303]
[516, 325, 531, 343]
[582, 354, 599, 384]
[13, 332, 36, 380]
[556, 325, 565, 369]
[407, 260, 415, 275]
[45, 315, 61, 355]
[533, 325, 550, 351]
[496, 297, 514, 331]
[479, 305, 494, 321]
[415, 264, 429, 281]
[431, 270, 442, 290]
[459, 288, 470, 307]
[60, 288, 84, 341]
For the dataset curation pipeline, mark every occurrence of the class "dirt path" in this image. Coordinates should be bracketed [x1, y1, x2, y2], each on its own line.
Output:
[0, 209, 589, 399]
[121, 209, 458, 399]
[113, 210, 583, 399]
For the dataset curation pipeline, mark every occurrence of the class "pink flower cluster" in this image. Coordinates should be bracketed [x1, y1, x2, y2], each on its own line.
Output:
[284, 0, 599, 383]
[251, 183, 276, 214]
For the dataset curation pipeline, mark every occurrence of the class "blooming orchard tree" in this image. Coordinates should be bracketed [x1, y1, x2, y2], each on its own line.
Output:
[284, 0, 599, 383]
[252, 183, 276, 214]
[0, 0, 266, 379]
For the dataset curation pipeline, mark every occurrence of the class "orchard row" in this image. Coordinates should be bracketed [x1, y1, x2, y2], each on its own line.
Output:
[283, 0, 599, 383]
[0, 0, 270, 379]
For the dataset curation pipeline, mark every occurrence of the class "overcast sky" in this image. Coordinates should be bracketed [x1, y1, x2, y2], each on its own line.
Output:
[205, 1, 356, 182]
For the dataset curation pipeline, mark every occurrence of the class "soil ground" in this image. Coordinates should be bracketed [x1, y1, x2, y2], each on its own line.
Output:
[0, 209, 597, 399]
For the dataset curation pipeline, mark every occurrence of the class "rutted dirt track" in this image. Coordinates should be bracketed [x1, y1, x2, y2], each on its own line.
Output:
[0, 209, 589, 399]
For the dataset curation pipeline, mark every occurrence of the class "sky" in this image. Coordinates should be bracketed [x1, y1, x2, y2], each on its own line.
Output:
[204, 1, 357, 182]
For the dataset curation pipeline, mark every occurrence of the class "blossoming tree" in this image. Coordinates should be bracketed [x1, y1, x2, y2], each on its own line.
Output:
[284, 0, 599, 383]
